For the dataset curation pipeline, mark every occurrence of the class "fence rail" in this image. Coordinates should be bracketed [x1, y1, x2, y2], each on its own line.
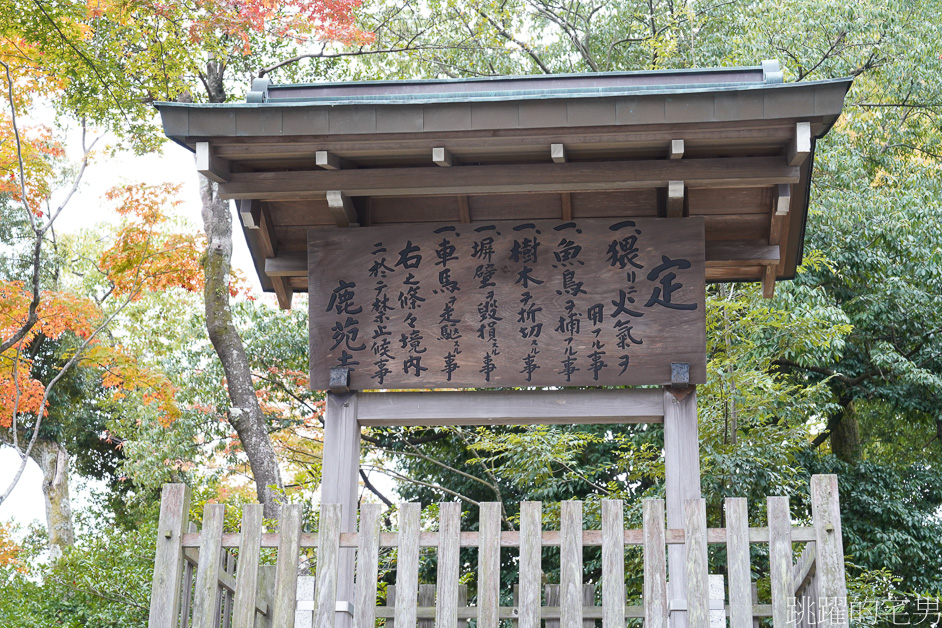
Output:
[148, 475, 848, 628]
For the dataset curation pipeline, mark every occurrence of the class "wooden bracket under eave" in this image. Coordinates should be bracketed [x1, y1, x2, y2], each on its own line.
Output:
[196, 142, 230, 183]
[762, 263, 777, 299]
[255, 203, 294, 309]
[551, 144, 573, 220]
[434, 148, 472, 222]
[787, 122, 811, 166]
[669, 139, 685, 160]
[327, 190, 359, 228]
[316, 150, 356, 170]
[667, 180, 685, 217]
[239, 199, 261, 229]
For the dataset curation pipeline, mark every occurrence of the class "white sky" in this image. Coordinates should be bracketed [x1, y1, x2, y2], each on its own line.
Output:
[0, 124, 265, 530]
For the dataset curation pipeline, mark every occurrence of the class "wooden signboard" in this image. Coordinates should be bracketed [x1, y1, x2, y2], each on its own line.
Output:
[309, 218, 705, 390]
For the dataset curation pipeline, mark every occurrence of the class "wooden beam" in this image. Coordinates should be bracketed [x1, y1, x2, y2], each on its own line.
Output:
[356, 388, 664, 426]
[787, 121, 811, 166]
[267, 240, 779, 284]
[195, 142, 230, 183]
[218, 157, 801, 200]
[670, 139, 685, 160]
[667, 180, 684, 217]
[775, 183, 791, 216]
[705, 241, 780, 267]
[238, 199, 260, 229]
[264, 251, 307, 277]
[762, 263, 777, 299]
[327, 190, 358, 227]
[433, 147, 455, 167]
[551, 143, 566, 163]
[315, 150, 343, 170]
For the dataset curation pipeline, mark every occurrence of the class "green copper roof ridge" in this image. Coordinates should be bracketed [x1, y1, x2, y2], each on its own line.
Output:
[155, 76, 852, 110]
[264, 65, 767, 91]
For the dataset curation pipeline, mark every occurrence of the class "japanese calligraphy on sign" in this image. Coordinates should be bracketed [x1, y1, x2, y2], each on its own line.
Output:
[309, 218, 706, 390]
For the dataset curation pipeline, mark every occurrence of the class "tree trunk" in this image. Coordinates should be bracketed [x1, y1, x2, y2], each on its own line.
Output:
[30, 439, 74, 560]
[830, 399, 862, 463]
[200, 174, 284, 518]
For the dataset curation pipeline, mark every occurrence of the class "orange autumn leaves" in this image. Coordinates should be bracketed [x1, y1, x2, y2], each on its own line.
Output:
[0, 183, 206, 429]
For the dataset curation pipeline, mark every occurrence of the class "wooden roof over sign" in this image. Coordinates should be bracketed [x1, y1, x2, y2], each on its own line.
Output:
[156, 61, 851, 310]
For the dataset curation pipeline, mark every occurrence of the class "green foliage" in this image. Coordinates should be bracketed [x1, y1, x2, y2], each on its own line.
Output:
[0, 522, 154, 627]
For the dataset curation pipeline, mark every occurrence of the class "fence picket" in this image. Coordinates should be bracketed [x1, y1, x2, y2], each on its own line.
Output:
[478, 502, 501, 628]
[437, 502, 461, 628]
[684, 498, 709, 628]
[272, 504, 303, 628]
[394, 502, 421, 628]
[768, 496, 793, 628]
[811, 475, 849, 628]
[193, 504, 225, 628]
[355, 503, 381, 628]
[602, 500, 625, 628]
[519, 502, 542, 628]
[149, 484, 191, 628]
[725, 498, 753, 628]
[181, 521, 198, 628]
[232, 504, 263, 628]
[222, 551, 236, 628]
[314, 503, 342, 628]
[642, 499, 667, 628]
[560, 501, 584, 628]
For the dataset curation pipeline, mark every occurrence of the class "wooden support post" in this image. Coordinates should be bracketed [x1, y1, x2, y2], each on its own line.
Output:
[196, 142, 230, 183]
[327, 190, 359, 228]
[664, 388, 701, 628]
[323, 392, 361, 628]
[810, 475, 849, 628]
[667, 181, 685, 218]
[149, 484, 191, 628]
[670, 140, 685, 160]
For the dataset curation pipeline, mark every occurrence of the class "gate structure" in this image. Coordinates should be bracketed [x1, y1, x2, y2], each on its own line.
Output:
[153, 61, 852, 627]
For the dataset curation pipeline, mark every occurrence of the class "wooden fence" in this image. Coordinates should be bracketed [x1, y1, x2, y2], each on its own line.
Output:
[148, 475, 848, 628]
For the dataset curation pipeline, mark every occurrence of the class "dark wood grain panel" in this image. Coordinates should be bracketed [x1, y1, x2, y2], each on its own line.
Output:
[308, 218, 705, 390]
